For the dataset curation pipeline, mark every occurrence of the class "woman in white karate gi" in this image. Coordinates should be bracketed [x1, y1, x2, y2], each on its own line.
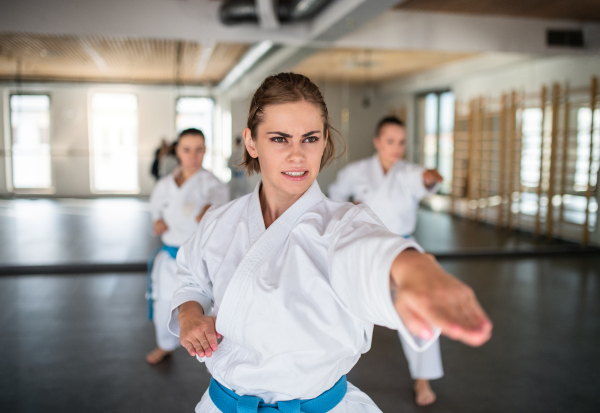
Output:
[168, 73, 492, 412]
[146, 128, 229, 364]
[328, 116, 443, 406]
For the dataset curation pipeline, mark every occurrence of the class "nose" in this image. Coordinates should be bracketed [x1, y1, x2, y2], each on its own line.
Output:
[287, 141, 304, 164]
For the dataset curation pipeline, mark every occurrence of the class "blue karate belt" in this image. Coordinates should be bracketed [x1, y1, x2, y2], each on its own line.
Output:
[401, 234, 411, 239]
[209, 376, 347, 413]
[146, 244, 179, 320]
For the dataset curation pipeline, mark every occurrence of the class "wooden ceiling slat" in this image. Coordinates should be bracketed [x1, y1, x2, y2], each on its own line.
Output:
[292, 48, 477, 83]
[0, 33, 249, 85]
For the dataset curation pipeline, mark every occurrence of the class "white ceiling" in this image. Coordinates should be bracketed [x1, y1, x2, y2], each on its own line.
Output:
[2, 0, 598, 54]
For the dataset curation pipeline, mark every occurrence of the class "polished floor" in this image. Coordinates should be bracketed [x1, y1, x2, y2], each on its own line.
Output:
[0, 198, 161, 267]
[1, 256, 599, 413]
[0, 198, 579, 269]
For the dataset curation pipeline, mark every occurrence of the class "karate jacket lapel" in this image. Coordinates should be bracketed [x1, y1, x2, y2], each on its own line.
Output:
[363, 155, 393, 206]
[216, 180, 325, 345]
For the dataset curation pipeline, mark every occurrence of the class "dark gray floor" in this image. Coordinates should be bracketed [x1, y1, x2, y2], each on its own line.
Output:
[0, 198, 578, 269]
[1, 256, 599, 413]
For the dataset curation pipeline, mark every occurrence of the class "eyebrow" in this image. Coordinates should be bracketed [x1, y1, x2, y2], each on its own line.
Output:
[267, 130, 321, 138]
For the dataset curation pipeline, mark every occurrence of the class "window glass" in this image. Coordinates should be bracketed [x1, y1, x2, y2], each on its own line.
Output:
[91, 93, 139, 192]
[10, 95, 52, 189]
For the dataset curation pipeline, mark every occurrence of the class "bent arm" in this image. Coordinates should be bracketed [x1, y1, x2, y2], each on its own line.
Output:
[149, 180, 167, 222]
[407, 164, 440, 201]
[168, 230, 215, 337]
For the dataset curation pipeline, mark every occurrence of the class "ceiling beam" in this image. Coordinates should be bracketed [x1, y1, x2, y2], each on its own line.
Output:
[334, 10, 600, 54]
[257, 0, 280, 30]
[220, 0, 400, 96]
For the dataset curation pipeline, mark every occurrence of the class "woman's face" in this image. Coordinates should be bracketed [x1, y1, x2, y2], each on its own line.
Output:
[373, 123, 406, 165]
[244, 100, 327, 198]
[176, 134, 205, 172]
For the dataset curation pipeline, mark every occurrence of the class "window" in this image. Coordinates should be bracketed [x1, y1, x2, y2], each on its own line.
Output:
[9, 95, 52, 190]
[176, 97, 214, 170]
[91, 93, 139, 193]
[560, 107, 600, 226]
[575, 107, 600, 191]
[520, 108, 543, 189]
[417, 91, 455, 194]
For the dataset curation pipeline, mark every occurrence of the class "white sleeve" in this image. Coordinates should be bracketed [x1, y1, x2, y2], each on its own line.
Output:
[328, 166, 354, 201]
[328, 205, 439, 351]
[406, 163, 440, 201]
[205, 176, 230, 206]
[149, 179, 167, 221]
[168, 223, 215, 337]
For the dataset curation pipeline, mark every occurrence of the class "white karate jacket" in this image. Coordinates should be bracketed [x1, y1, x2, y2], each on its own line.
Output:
[328, 155, 439, 237]
[168, 181, 436, 411]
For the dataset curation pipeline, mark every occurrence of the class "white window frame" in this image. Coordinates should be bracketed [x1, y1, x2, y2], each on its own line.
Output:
[7, 92, 55, 194]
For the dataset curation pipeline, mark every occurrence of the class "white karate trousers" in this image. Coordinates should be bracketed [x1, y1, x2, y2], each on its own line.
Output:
[398, 333, 443, 380]
[151, 251, 181, 351]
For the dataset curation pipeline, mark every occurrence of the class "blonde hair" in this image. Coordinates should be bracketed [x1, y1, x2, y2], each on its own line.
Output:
[242, 72, 343, 175]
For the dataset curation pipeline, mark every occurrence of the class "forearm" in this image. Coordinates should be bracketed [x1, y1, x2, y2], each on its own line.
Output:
[179, 300, 205, 317]
[196, 205, 211, 223]
[390, 249, 434, 288]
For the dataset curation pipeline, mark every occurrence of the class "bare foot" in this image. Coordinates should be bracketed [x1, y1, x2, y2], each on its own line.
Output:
[414, 379, 436, 406]
[146, 347, 172, 364]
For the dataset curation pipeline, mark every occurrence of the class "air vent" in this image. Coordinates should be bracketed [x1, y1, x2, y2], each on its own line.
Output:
[547, 29, 584, 48]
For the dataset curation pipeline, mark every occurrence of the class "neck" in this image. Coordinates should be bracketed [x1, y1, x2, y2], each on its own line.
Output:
[179, 168, 199, 181]
[176, 166, 199, 185]
[259, 181, 305, 229]
[377, 153, 395, 175]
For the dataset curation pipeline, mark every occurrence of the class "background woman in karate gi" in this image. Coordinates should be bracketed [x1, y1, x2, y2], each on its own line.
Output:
[168, 73, 492, 412]
[328, 116, 444, 406]
[146, 128, 229, 364]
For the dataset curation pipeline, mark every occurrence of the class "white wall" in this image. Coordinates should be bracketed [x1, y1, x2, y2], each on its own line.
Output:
[380, 54, 600, 103]
[0, 82, 212, 197]
[315, 81, 386, 193]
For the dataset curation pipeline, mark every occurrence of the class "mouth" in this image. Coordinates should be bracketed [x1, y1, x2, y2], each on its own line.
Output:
[281, 170, 309, 181]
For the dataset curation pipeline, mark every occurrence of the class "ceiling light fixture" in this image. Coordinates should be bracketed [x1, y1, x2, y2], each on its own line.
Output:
[218, 40, 273, 92]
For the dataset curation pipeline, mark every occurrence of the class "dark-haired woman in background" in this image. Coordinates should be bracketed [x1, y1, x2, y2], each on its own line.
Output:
[329, 116, 444, 406]
[146, 128, 229, 364]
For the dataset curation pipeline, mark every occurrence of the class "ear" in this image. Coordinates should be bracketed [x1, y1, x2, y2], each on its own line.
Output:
[373, 136, 380, 151]
[243, 128, 258, 159]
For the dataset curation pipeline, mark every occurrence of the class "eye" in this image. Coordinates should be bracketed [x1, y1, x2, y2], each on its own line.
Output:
[270, 137, 287, 143]
[303, 136, 319, 143]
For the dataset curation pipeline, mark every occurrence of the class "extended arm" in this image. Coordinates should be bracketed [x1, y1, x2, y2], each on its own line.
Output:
[330, 206, 491, 348]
